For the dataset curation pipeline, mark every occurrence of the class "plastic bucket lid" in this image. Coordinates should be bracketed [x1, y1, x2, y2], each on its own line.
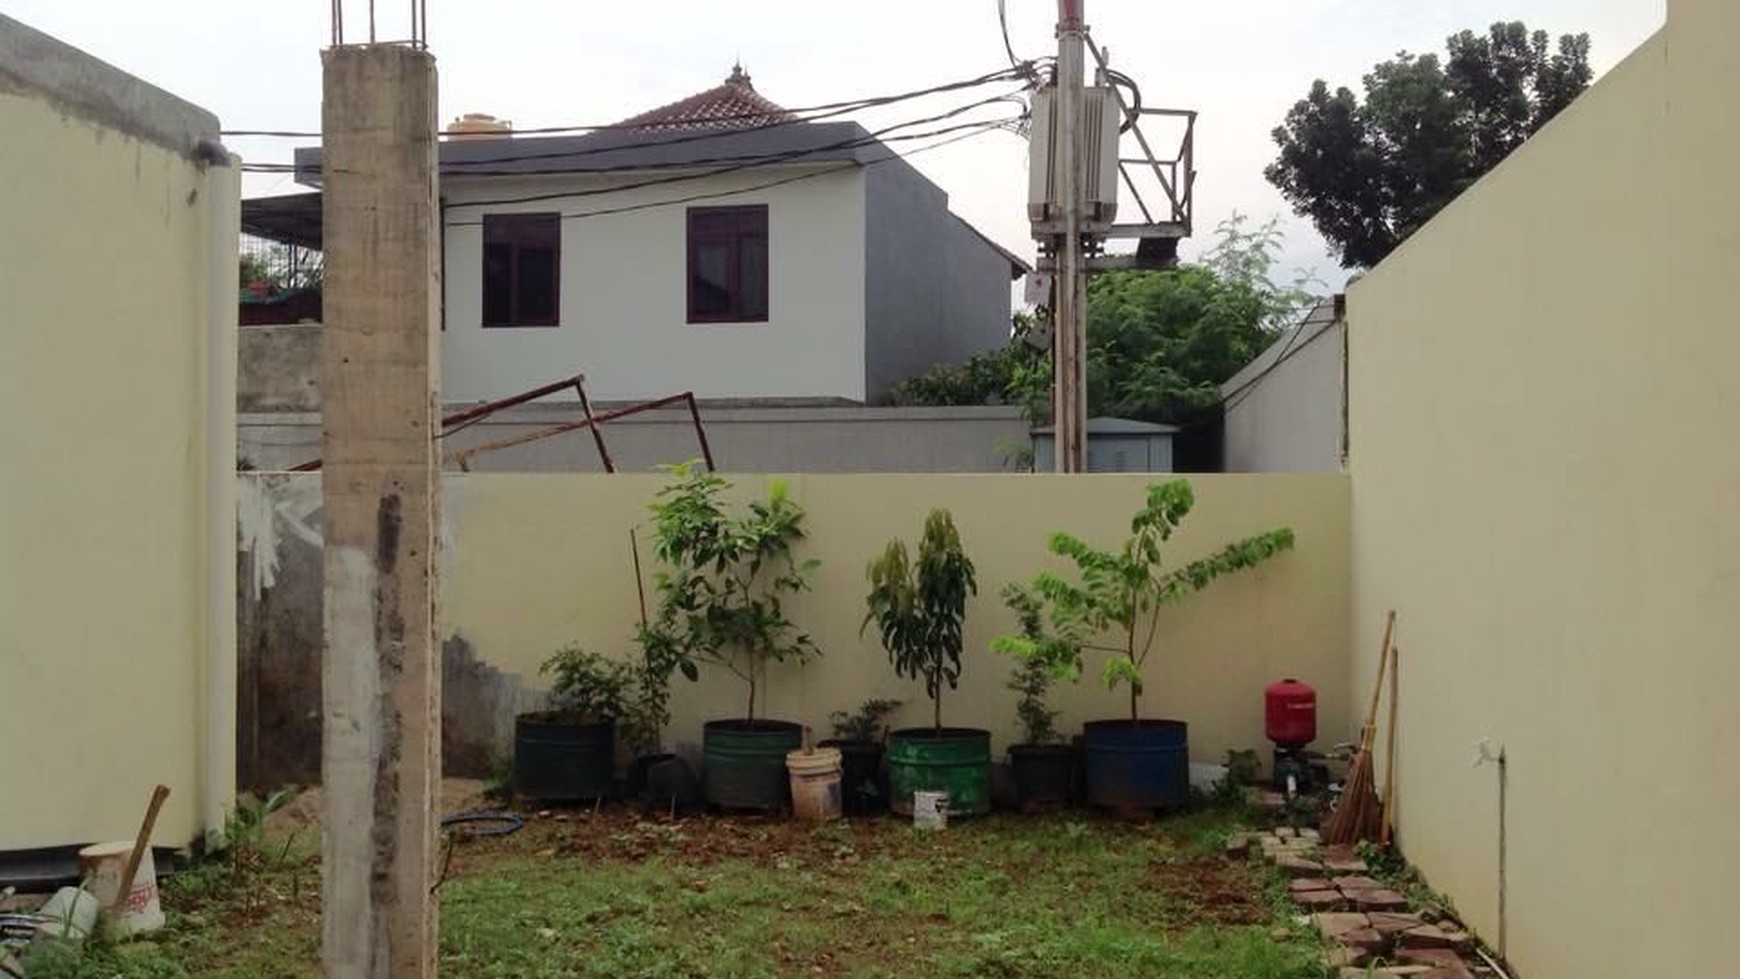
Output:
[785, 747, 842, 774]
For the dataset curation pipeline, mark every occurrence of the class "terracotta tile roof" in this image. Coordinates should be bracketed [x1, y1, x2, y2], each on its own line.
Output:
[615, 65, 795, 133]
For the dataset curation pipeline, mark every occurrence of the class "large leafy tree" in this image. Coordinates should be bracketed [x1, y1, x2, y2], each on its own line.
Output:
[889, 216, 1313, 428]
[1266, 22, 1593, 268]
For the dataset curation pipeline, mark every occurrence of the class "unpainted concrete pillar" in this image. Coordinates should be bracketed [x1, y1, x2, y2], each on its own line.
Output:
[318, 42, 441, 979]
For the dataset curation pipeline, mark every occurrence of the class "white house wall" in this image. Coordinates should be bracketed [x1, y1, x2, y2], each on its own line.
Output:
[441, 165, 866, 404]
[1221, 308, 1345, 473]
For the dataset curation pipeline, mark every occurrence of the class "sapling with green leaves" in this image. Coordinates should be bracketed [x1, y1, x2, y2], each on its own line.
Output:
[644, 462, 818, 721]
[993, 479, 1294, 725]
[864, 509, 977, 733]
[829, 698, 903, 743]
[1001, 584, 1063, 745]
[540, 645, 633, 721]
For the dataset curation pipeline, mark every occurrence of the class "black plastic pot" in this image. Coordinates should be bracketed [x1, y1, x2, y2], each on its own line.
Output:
[1081, 718, 1189, 811]
[818, 738, 885, 816]
[513, 712, 615, 802]
[1008, 743, 1074, 812]
[701, 719, 804, 810]
[626, 752, 677, 799]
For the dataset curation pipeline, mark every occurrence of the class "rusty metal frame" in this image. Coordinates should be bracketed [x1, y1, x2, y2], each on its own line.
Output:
[448, 391, 715, 473]
[290, 373, 715, 474]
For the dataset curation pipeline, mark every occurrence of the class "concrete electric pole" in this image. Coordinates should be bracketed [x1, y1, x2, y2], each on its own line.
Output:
[319, 21, 442, 979]
[1052, 0, 1087, 473]
[1030, 1, 1196, 473]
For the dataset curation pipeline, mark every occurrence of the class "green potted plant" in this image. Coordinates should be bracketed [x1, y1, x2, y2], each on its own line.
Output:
[514, 645, 631, 802]
[998, 584, 1072, 811]
[619, 621, 692, 797]
[819, 698, 902, 816]
[645, 462, 819, 810]
[864, 509, 988, 816]
[993, 479, 1294, 811]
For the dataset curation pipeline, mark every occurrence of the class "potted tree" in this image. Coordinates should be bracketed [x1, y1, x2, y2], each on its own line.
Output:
[619, 621, 693, 799]
[514, 645, 631, 802]
[998, 584, 1072, 812]
[819, 698, 902, 816]
[993, 480, 1294, 811]
[864, 509, 988, 816]
[646, 463, 819, 810]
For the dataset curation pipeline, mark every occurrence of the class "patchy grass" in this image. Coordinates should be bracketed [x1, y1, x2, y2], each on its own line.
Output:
[25, 807, 1326, 979]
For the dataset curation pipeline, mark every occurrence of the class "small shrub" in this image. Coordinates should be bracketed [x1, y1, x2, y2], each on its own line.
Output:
[539, 645, 632, 721]
[828, 698, 903, 742]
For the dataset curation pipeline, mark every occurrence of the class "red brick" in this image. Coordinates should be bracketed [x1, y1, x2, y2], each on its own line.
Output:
[1346, 887, 1410, 912]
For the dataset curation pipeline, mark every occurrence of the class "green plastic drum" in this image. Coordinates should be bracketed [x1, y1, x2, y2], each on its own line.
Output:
[701, 719, 804, 810]
[886, 727, 992, 816]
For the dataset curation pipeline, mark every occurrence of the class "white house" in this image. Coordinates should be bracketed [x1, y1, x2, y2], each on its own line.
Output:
[269, 68, 1027, 405]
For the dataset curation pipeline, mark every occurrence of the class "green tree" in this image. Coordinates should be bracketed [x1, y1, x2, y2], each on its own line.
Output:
[992, 480, 1294, 724]
[889, 217, 1313, 428]
[1266, 21, 1592, 268]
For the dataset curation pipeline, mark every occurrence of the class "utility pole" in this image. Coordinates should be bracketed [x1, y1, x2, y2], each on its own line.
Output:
[319, 35, 441, 979]
[1052, 0, 1087, 472]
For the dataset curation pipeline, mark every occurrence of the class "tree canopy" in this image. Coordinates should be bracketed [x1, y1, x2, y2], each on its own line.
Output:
[1265, 21, 1593, 268]
[889, 216, 1314, 431]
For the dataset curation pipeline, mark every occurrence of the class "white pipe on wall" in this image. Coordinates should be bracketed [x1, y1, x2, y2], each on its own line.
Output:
[202, 149, 241, 844]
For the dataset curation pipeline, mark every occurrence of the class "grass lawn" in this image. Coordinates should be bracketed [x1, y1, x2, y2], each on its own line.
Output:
[24, 802, 1328, 979]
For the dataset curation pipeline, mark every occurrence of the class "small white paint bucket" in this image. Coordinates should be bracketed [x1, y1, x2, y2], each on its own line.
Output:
[77, 842, 165, 939]
[786, 747, 844, 822]
[34, 887, 100, 942]
[912, 790, 949, 831]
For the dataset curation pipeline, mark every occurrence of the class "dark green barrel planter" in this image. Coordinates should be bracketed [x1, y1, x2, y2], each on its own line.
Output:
[701, 719, 804, 810]
[513, 713, 615, 802]
[1082, 719, 1189, 810]
[887, 727, 991, 817]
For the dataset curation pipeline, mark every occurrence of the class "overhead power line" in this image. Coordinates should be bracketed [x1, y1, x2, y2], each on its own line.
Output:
[996, 0, 1023, 70]
[235, 89, 1027, 178]
[220, 66, 1029, 139]
[425, 98, 1027, 213]
[441, 118, 1019, 229]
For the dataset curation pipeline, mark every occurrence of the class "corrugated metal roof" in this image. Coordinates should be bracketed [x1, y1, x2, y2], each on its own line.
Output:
[613, 65, 794, 133]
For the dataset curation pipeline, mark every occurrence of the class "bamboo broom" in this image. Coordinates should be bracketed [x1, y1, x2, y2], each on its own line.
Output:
[1324, 611, 1393, 846]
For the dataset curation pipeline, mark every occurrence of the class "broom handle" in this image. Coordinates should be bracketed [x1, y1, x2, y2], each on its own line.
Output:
[1363, 611, 1396, 735]
[116, 785, 171, 911]
[1380, 643, 1399, 846]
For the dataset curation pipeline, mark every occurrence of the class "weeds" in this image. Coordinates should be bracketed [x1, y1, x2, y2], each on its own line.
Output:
[1354, 839, 1456, 915]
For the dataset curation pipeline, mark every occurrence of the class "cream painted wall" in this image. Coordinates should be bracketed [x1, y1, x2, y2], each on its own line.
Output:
[0, 79, 232, 847]
[1348, 6, 1738, 976]
[438, 473, 1350, 766]
[440, 166, 866, 404]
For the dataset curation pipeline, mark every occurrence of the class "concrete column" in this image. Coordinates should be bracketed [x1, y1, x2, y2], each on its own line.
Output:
[319, 43, 441, 979]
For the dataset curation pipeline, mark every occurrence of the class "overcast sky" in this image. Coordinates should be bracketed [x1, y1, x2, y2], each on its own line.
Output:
[8, 0, 1664, 289]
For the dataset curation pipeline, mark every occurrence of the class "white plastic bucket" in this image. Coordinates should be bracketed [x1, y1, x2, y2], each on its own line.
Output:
[34, 887, 100, 942]
[786, 747, 843, 822]
[77, 842, 165, 939]
[912, 790, 949, 831]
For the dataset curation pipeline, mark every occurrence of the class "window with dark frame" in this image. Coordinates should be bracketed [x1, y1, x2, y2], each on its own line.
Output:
[687, 205, 768, 324]
[482, 213, 560, 327]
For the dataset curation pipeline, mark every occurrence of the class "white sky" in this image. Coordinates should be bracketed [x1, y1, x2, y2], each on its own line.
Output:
[7, 0, 1665, 288]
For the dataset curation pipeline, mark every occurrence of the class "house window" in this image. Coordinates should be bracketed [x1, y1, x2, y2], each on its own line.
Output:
[482, 213, 560, 327]
[687, 205, 768, 323]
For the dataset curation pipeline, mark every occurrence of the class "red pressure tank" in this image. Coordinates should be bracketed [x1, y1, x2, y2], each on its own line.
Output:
[1264, 678, 1317, 748]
